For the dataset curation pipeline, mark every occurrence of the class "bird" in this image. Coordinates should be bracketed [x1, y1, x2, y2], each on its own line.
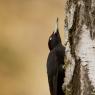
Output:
[47, 18, 65, 95]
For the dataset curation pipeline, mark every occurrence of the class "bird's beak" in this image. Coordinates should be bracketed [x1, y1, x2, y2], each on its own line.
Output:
[54, 17, 59, 34]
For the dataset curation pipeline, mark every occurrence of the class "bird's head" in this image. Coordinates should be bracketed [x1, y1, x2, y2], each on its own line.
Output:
[48, 28, 61, 51]
[48, 18, 62, 51]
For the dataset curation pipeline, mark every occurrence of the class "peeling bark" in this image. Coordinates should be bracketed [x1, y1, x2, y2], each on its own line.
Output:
[64, 0, 95, 95]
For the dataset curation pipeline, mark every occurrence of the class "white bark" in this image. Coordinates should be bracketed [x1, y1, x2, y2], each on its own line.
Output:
[64, 0, 95, 95]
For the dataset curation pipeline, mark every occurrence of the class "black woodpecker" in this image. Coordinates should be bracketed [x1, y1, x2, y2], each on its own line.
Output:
[47, 18, 65, 95]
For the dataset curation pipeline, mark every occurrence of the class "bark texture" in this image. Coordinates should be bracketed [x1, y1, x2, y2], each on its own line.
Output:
[64, 0, 95, 95]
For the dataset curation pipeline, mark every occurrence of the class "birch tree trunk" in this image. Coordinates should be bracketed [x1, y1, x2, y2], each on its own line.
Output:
[64, 0, 95, 95]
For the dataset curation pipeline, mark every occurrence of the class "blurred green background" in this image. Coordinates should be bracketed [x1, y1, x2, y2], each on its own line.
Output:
[0, 0, 65, 95]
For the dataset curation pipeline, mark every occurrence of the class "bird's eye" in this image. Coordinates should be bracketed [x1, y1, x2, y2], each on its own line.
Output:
[50, 37, 52, 40]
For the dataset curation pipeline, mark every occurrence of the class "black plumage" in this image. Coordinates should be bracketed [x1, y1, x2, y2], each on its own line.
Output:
[47, 19, 65, 95]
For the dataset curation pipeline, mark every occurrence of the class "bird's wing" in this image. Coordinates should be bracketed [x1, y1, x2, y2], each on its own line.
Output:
[47, 50, 58, 95]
